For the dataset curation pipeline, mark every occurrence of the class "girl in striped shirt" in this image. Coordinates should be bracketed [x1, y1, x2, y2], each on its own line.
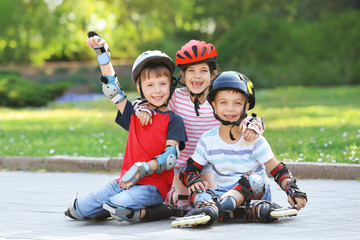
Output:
[134, 40, 264, 209]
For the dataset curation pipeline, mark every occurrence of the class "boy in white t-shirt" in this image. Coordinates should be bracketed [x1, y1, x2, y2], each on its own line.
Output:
[172, 71, 307, 227]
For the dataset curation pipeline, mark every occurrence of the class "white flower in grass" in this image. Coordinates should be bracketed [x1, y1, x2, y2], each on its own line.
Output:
[300, 153, 304, 157]
[320, 127, 325, 132]
[99, 139, 104, 143]
[331, 160, 336, 163]
[319, 152, 324, 157]
[9, 138, 14, 143]
[358, 129, 360, 133]
[20, 152, 23, 155]
[49, 149, 55, 154]
[298, 141, 303, 144]
[69, 126, 75, 131]
[328, 141, 333, 145]
[103, 145, 107, 149]
[324, 143, 328, 147]
[43, 129, 48, 133]
[356, 134, 360, 138]
[20, 135, 25, 139]
[318, 158, 322, 162]
[342, 132, 348, 137]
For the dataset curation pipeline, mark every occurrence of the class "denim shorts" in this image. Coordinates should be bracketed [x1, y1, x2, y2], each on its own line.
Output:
[212, 182, 272, 201]
[75, 180, 164, 219]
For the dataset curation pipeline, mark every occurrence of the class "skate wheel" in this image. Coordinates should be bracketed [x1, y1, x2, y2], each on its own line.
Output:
[171, 214, 211, 227]
[270, 208, 298, 218]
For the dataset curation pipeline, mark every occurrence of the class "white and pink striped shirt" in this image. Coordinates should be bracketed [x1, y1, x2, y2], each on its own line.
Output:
[168, 87, 219, 168]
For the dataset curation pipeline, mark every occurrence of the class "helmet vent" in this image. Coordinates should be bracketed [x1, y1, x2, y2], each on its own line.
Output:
[192, 46, 198, 57]
[201, 47, 206, 57]
[208, 46, 214, 53]
[176, 53, 185, 59]
[184, 51, 192, 59]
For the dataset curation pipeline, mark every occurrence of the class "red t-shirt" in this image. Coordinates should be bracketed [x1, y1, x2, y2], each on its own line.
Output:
[115, 100, 187, 199]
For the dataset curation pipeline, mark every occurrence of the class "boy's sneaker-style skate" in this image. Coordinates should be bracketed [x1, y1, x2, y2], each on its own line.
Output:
[247, 200, 298, 223]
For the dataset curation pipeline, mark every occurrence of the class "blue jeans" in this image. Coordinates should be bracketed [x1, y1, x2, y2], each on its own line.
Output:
[212, 183, 272, 201]
[75, 180, 164, 219]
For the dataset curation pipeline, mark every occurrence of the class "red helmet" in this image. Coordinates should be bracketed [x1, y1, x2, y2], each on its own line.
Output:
[175, 40, 217, 70]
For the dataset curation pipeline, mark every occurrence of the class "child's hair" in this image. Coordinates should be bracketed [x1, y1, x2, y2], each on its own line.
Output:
[139, 63, 172, 84]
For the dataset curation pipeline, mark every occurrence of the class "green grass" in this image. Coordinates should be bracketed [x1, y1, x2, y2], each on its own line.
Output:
[0, 86, 359, 164]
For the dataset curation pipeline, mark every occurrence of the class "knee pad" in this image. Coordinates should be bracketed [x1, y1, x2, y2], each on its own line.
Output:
[103, 203, 140, 222]
[64, 193, 84, 220]
[235, 171, 265, 200]
[189, 189, 216, 208]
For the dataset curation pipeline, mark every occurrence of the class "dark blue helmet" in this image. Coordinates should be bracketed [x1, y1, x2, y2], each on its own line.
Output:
[207, 71, 255, 110]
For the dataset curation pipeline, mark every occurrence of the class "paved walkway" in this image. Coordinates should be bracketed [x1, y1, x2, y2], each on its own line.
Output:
[1, 171, 359, 240]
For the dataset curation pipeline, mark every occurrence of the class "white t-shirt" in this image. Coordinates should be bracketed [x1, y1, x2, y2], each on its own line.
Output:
[192, 126, 274, 187]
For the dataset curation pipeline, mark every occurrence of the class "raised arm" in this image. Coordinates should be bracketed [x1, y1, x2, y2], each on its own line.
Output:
[86, 31, 127, 113]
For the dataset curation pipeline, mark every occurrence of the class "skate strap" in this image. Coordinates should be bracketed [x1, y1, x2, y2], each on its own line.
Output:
[178, 194, 189, 201]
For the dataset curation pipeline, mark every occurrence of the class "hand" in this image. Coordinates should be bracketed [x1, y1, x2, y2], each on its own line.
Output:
[119, 172, 140, 190]
[86, 35, 106, 49]
[287, 195, 307, 211]
[188, 181, 209, 193]
[136, 111, 152, 126]
[242, 129, 258, 142]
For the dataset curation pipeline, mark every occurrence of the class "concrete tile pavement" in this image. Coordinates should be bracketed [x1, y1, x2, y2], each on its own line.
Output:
[0, 171, 359, 240]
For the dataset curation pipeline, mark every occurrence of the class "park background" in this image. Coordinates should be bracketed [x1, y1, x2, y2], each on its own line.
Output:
[0, 0, 359, 166]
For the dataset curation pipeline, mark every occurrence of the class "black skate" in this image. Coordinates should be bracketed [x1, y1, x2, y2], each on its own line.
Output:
[248, 200, 298, 223]
[171, 200, 219, 227]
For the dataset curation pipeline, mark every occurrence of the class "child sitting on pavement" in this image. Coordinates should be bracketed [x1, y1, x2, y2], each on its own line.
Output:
[64, 31, 187, 223]
[172, 71, 307, 227]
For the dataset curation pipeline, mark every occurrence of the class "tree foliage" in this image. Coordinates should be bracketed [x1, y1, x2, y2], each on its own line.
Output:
[0, 0, 359, 86]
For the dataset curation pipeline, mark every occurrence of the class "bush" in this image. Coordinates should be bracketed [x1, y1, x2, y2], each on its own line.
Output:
[0, 74, 71, 107]
[217, 11, 360, 88]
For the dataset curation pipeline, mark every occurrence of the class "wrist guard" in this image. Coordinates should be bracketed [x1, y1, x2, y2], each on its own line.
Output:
[87, 31, 111, 65]
[154, 145, 179, 173]
[242, 113, 265, 135]
[270, 162, 294, 189]
[100, 74, 126, 104]
[121, 162, 154, 185]
[179, 158, 204, 188]
[285, 180, 308, 203]
[132, 96, 156, 116]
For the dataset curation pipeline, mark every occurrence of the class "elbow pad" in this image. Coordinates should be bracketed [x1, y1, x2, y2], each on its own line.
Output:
[100, 74, 126, 104]
[154, 145, 179, 173]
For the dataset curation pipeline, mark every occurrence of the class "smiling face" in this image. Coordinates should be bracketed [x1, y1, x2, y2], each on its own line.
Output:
[182, 62, 212, 94]
[212, 89, 249, 123]
[137, 68, 171, 110]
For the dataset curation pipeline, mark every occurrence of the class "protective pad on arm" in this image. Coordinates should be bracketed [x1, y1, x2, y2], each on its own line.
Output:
[121, 162, 154, 185]
[101, 75, 126, 104]
[154, 145, 179, 173]
[179, 158, 204, 187]
[270, 162, 294, 188]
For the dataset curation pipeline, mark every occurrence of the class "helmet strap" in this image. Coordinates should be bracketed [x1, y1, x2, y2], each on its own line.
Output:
[189, 87, 208, 116]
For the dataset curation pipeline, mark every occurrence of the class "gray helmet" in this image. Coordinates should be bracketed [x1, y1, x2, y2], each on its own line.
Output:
[131, 50, 175, 85]
[208, 71, 255, 110]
